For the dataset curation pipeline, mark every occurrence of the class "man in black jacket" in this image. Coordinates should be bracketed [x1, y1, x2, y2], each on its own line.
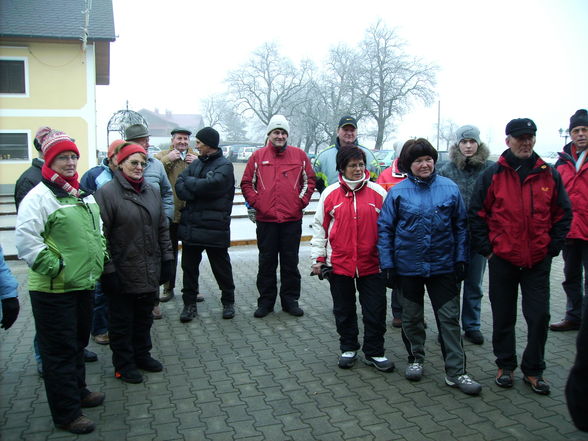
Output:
[175, 127, 236, 321]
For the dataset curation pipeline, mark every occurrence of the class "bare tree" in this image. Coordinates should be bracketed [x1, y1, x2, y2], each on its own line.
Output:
[201, 94, 247, 142]
[226, 42, 311, 126]
[436, 119, 459, 151]
[356, 20, 438, 150]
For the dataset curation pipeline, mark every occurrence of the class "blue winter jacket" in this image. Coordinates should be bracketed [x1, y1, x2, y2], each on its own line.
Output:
[0, 246, 19, 324]
[377, 172, 468, 276]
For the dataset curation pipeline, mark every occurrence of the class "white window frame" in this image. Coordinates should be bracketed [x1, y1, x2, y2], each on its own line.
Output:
[0, 56, 29, 98]
[0, 130, 31, 163]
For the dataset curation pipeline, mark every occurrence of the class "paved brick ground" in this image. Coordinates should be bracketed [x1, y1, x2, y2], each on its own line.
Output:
[0, 245, 585, 440]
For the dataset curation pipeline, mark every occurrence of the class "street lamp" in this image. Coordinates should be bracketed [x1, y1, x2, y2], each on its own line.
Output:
[559, 128, 569, 145]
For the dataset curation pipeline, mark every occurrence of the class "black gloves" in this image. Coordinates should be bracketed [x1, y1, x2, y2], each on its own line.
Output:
[101, 271, 121, 296]
[455, 262, 466, 283]
[159, 260, 175, 285]
[385, 268, 398, 289]
[1, 297, 20, 330]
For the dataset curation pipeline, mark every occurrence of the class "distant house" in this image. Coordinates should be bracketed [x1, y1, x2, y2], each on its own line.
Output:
[0, 0, 116, 192]
[138, 108, 204, 149]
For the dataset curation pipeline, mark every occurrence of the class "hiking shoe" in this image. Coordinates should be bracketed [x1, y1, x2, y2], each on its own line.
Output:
[338, 351, 357, 369]
[160, 287, 174, 303]
[57, 415, 95, 434]
[254, 306, 273, 318]
[495, 368, 514, 388]
[283, 305, 304, 317]
[405, 363, 424, 381]
[136, 357, 163, 372]
[115, 369, 143, 384]
[93, 333, 109, 345]
[464, 330, 484, 345]
[152, 305, 163, 320]
[445, 374, 482, 395]
[364, 356, 395, 372]
[196, 293, 205, 302]
[81, 391, 105, 408]
[222, 304, 235, 319]
[523, 375, 551, 395]
[83, 349, 98, 362]
[180, 304, 197, 322]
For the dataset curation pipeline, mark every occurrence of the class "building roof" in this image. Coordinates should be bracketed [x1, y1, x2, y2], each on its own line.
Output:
[139, 109, 204, 138]
[0, 0, 115, 42]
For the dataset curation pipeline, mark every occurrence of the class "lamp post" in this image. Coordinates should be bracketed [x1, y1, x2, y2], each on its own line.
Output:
[559, 128, 569, 145]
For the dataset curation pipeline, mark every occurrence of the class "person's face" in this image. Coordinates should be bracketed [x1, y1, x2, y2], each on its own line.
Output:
[120, 153, 146, 180]
[343, 158, 366, 180]
[172, 133, 190, 152]
[458, 139, 479, 157]
[570, 126, 588, 152]
[51, 150, 78, 177]
[506, 134, 536, 159]
[268, 129, 288, 148]
[133, 136, 150, 149]
[196, 139, 214, 156]
[410, 155, 435, 179]
[337, 125, 357, 146]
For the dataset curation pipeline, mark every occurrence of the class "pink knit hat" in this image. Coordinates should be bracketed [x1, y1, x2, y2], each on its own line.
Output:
[41, 131, 80, 166]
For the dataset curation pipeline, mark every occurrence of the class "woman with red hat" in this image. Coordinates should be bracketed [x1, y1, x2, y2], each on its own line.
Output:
[94, 143, 174, 385]
[15, 130, 108, 434]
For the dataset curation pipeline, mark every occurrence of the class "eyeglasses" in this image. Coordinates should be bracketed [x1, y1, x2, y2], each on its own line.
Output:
[127, 160, 147, 168]
[55, 154, 79, 162]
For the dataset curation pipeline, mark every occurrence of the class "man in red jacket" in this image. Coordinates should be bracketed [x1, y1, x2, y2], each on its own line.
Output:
[241, 115, 316, 318]
[551, 109, 588, 332]
[469, 118, 572, 395]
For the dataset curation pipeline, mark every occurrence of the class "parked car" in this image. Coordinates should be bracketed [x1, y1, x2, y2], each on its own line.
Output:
[374, 150, 395, 170]
[238, 146, 257, 162]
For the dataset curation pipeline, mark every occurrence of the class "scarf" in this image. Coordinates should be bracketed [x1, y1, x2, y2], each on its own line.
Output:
[122, 173, 144, 193]
[41, 164, 81, 198]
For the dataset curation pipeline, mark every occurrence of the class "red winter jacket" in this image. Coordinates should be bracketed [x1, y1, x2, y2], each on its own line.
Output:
[376, 159, 406, 191]
[311, 170, 388, 277]
[469, 151, 572, 268]
[556, 142, 588, 241]
[240, 144, 316, 223]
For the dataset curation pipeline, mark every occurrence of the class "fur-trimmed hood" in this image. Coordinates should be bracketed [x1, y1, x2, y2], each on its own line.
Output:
[448, 142, 491, 170]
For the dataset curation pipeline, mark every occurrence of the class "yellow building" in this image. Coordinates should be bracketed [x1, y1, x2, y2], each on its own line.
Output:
[0, 0, 115, 193]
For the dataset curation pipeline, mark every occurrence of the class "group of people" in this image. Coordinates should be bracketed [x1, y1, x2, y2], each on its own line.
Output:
[5, 108, 588, 433]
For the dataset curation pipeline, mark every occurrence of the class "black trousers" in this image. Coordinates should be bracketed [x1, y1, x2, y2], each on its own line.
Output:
[181, 244, 235, 306]
[328, 273, 387, 357]
[107, 291, 155, 372]
[30, 290, 93, 426]
[255, 220, 302, 309]
[169, 222, 180, 289]
[489, 255, 551, 377]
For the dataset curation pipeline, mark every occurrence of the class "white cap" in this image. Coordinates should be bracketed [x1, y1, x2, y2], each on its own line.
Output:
[267, 115, 290, 135]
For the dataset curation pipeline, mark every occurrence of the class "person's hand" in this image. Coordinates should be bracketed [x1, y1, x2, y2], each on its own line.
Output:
[168, 149, 181, 161]
[101, 271, 121, 296]
[310, 263, 332, 280]
[385, 268, 397, 289]
[247, 208, 256, 223]
[311, 263, 323, 276]
[1, 297, 19, 330]
[455, 262, 466, 282]
[185, 153, 197, 164]
[159, 260, 175, 285]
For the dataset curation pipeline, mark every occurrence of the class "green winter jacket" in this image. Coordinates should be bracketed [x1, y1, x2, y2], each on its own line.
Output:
[15, 181, 107, 292]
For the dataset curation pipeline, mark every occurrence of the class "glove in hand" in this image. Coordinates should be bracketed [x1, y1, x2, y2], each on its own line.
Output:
[1, 297, 19, 330]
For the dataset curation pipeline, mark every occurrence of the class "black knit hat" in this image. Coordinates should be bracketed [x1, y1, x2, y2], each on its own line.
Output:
[195, 127, 219, 149]
[569, 109, 588, 132]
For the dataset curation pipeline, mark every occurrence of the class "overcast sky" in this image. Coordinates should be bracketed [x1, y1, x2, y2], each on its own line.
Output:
[96, 0, 588, 154]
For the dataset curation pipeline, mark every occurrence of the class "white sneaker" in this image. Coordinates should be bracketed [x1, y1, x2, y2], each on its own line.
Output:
[405, 363, 423, 381]
[445, 374, 482, 395]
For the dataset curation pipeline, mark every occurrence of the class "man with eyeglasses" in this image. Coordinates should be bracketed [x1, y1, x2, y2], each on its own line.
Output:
[469, 118, 572, 395]
[155, 128, 198, 303]
[241, 115, 316, 318]
[124, 124, 174, 319]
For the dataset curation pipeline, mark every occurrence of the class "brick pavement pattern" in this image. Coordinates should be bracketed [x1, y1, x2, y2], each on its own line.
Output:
[0, 245, 585, 440]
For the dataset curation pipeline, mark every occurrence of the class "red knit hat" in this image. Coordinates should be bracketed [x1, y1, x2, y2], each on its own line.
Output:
[108, 139, 126, 159]
[41, 131, 80, 166]
[117, 143, 146, 164]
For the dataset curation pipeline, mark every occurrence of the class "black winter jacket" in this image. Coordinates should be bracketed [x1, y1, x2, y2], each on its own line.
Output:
[94, 171, 173, 294]
[175, 150, 235, 248]
[14, 158, 43, 210]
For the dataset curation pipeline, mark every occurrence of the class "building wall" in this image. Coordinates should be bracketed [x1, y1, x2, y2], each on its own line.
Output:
[0, 41, 98, 192]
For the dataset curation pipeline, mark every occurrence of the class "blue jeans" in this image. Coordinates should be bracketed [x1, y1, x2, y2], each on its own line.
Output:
[562, 239, 588, 323]
[91, 282, 109, 336]
[461, 251, 487, 332]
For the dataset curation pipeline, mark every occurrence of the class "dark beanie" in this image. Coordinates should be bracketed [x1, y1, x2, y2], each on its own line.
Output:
[196, 127, 220, 149]
[569, 109, 588, 132]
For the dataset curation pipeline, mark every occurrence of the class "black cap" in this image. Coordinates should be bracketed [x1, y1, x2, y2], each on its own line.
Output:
[195, 127, 219, 149]
[338, 116, 357, 129]
[569, 109, 588, 132]
[505, 118, 537, 137]
[171, 127, 192, 136]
